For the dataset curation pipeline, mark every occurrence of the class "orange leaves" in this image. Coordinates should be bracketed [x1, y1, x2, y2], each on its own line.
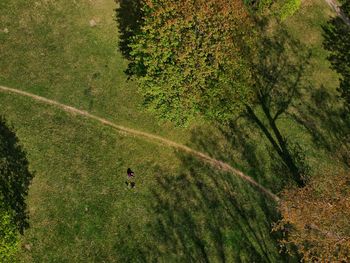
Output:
[275, 170, 350, 261]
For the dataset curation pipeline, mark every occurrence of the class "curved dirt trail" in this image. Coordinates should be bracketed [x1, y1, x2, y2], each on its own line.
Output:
[0, 85, 279, 202]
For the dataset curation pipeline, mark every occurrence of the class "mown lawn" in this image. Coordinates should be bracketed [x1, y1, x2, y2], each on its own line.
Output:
[0, 92, 283, 262]
[0, 0, 192, 142]
[0, 93, 180, 262]
[0, 0, 346, 262]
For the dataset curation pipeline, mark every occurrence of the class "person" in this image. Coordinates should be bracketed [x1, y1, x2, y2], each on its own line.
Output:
[127, 168, 134, 178]
[126, 168, 135, 188]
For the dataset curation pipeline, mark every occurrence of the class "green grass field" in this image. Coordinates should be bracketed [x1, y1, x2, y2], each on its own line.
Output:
[0, 0, 346, 261]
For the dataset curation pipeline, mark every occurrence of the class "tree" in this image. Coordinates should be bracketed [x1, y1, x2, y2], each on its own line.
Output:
[323, 0, 350, 108]
[0, 206, 18, 262]
[0, 116, 33, 261]
[0, 116, 33, 233]
[128, 0, 255, 125]
[244, 0, 301, 20]
[273, 170, 350, 261]
[126, 0, 308, 185]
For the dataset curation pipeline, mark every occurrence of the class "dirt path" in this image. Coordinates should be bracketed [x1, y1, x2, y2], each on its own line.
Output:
[325, 0, 350, 26]
[0, 85, 279, 202]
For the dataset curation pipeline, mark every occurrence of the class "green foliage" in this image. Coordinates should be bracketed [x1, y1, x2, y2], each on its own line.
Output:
[243, 0, 273, 11]
[128, 0, 255, 125]
[339, 0, 350, 17]
[276, 0, 301, 20]
[286, 141, 311, 182]
[323, 0, 350, 108]
[243, 0, 301, 19]
[0, 205, 18, 263]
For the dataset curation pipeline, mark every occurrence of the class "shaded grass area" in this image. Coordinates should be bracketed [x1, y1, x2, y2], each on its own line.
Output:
[145, 155, 288, 262]
[0, 93, 290, 262]
[281, 0, 349, 170]
[184, 0, 348, 189]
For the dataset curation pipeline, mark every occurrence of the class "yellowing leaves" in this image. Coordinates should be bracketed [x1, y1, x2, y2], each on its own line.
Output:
[275, 170, 350, 262]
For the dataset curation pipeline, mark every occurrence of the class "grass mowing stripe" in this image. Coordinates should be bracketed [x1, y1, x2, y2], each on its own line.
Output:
[0, 85, 279, 202]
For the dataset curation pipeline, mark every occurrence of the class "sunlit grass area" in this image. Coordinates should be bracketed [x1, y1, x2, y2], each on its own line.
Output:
[0, 0, 191, 142]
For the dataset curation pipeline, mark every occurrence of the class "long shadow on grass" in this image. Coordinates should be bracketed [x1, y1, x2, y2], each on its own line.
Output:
[184, 26, 311, 193]
[140, 25, 309, 261]
[285, 13, 350, 167]
[188, 121, 293, 193]
[144, 154, 297, 262]
[288, 85, 350, 167]
[0, 116, 34, 234]
[115, 0, 143, 59]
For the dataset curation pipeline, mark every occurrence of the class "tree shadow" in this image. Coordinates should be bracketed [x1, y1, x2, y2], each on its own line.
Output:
[0, 116, 34, 234]
[252, 25, 312, 183]
[185, 26, 312, 191]
[285, 9, 350, 168]
[114, 0, 144, 59]
[288, 85, 350, 167]
[187, 121, 289, 193]
[111, 223, 149, 263]
[144, 155, 297, 262]
[282, 10, 350, 168]
[136, 25, 320, 261]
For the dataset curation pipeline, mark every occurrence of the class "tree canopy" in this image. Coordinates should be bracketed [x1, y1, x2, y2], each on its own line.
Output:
[274, 170, 350, 261]
[274, 0, 301, 20]
[0, 117, 33, 260]
[123, 0, 309, 184]
[323, 0, 350, 108]
[128, 0, 255, 125]
[0, 116, 33, 233]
